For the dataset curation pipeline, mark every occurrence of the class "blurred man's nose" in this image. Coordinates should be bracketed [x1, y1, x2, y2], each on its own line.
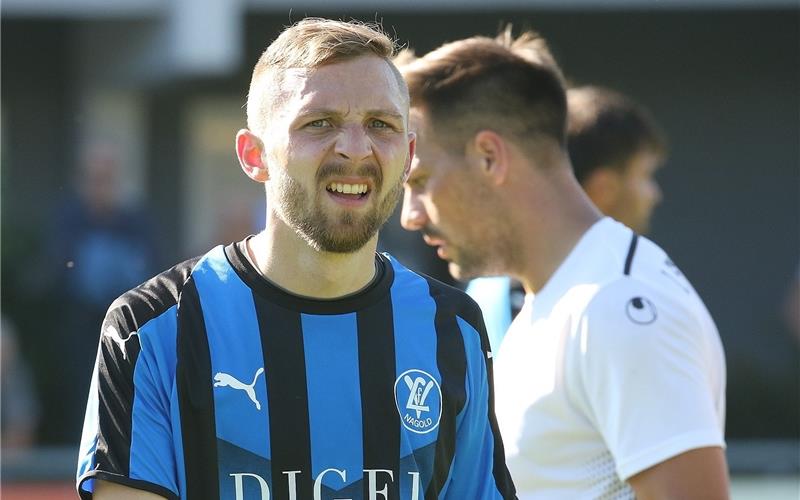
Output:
[401, 190, 427, 231]
[335, 125, 372, 163]
[653, 181, 663, 205]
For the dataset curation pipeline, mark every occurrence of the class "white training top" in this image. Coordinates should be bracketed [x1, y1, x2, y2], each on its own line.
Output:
[494, 217, 726, 500]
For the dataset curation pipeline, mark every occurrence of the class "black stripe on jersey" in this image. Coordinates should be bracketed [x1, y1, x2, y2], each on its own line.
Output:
[357, 295, 400, 500]
[93, 257, 198, 483]
[423, 278, 467, 499]
[95, 318, 142, 478]
[255, 296, 313, 499]
[422, 278, 517, 499]
[176, 277, 219, 500]
[451, 290, 516, 498]
[624, 233, 639, 276]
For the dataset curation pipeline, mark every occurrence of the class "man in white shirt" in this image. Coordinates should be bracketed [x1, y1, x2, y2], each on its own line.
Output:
[399, 32, 728, 499]
[469, 85, 668, 351]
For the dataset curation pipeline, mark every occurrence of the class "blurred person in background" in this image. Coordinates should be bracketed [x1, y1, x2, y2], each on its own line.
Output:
[213, 197, 266, 246]
[568, 85, 665, 235]
[77, 18, 515, 500]
[400, 32, 728, 499]
[783, 262, 800, 344]
[468, 84, 667, 351]
[1, 316, 41, 452]
[36, 142, 159, 444]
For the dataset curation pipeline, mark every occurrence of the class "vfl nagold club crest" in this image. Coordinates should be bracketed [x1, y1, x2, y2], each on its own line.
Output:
[394, 369, 442, 434]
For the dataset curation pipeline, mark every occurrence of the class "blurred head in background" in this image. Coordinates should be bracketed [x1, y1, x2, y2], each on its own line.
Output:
[400, 32, 576, 282]
[567, 86, 667, 234]
[77, 143, 124, 217]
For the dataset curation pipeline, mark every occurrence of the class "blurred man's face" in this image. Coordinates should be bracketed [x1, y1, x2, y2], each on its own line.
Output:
[260, 55, 415, 253]
[80, 149, 121, 214]
[401, 111, 509, 280]
[587, 149, 663, 234]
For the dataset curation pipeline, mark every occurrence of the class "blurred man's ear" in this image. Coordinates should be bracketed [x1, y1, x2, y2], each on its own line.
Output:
[582, 167, 622, 213]
[236, 130, 269, 183]
[403, 131, 417, 183]
[472, 130, 509, 185]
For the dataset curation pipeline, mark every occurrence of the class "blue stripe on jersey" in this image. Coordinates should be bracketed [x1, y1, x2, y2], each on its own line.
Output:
[77, 358, 100, 493]
[454, 317, 479, 430]
[192, 247, 270, 463]
[129, 305, 180, 493]
[301, 313, 363, 489]
[387, 258, 441, 496]
[444, 316, 501, 499]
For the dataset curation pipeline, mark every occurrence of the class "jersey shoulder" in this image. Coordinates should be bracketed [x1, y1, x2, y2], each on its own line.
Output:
[578, 269, 712, 360]
[105, 256, 202, 334]
[385, 253, 485, 336]
[626, 235, 702, 300]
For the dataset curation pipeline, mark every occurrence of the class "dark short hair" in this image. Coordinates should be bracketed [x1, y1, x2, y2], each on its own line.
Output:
[567, 86, 667, 184]
[401, 33, 567, 157]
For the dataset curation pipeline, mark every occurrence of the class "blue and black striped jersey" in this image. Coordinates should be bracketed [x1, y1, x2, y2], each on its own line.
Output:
[77, 241, 516, 500]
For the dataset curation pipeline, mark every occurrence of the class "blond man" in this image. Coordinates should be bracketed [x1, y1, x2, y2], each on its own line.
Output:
[77, 19, 515, 500]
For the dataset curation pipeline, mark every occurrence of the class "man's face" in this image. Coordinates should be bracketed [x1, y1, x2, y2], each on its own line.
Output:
[401, 111, 507, 281]
[606, 149, 663, 234]
[260, 55, 414, 253]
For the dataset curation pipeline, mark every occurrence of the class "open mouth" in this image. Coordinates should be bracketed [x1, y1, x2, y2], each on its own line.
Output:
[325, 182, 370, 200]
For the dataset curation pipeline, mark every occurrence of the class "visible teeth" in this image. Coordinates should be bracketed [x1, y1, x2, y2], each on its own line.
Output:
[327, 182, 369, 194]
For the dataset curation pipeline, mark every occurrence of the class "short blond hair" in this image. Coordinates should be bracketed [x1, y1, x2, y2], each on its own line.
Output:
[246, 18, 404, 134]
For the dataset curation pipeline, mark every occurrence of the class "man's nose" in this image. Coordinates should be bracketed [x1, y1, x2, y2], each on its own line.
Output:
[335, 125, 372, 163]
[401, 189, 427, 231]
[653, 181, 663, 205]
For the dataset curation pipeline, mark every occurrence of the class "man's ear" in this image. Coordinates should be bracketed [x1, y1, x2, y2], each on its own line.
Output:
[403, 131, 417, 182]
[236, 129, 269, 182]
[472, 130, 509, 185]
[582, 167, 622, 212]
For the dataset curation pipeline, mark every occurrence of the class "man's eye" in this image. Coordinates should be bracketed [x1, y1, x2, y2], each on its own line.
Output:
[369, 119, 390, 129]
[406, 176, 427, 190]
[307, 119, 331, 128]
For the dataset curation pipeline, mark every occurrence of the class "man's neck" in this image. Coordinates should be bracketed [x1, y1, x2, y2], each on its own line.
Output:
[512, 167, 602, 295]
[247, 218, 379, 299]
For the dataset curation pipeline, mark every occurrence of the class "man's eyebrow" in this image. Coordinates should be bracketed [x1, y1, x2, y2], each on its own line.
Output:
[367, 110, 404, 121]
[296, 108, 404, 121]
[296, 108, 340, 117]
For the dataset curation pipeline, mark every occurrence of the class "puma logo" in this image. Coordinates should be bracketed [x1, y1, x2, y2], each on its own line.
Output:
[213, 368, 265, 410]
[103, 326, 138, 360]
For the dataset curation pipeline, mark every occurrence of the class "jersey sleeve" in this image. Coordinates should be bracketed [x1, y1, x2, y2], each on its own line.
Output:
[444, 315, 516, 499]
[76, 302, 180, 500]
[575, 279, 725, 481]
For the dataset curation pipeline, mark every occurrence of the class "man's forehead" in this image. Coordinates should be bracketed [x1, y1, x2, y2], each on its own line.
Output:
[407, 110, 458, 176]
[627, 148, 664, 174]
[279, 58, 405, 102]
[409, 108, 449, 154]
[276, 62, 408, 117]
